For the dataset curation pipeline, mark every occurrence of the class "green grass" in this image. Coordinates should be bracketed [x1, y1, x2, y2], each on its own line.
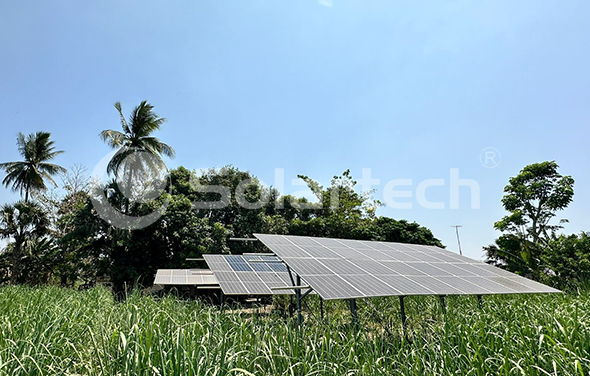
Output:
[0, 286, 588, 375]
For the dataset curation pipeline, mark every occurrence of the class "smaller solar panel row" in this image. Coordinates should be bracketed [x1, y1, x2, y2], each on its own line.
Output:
[154, 269, 219, 286]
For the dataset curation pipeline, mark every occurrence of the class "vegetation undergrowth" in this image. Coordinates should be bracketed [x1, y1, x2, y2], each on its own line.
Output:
[0, 286, 588, 375]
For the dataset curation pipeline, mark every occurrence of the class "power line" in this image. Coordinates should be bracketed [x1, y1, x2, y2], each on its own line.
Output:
[451, 225, 463, 256]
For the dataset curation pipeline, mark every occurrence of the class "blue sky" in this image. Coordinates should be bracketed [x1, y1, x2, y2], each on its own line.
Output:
[1, 0, 589, 259]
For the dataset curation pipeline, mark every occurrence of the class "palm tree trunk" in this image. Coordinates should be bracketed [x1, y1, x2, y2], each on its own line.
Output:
[11, 234, 23, 285]
[10, 246, 18, 285]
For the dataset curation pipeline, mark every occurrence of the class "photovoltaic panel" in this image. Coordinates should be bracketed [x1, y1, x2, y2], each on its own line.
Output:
[380, 262, 427, 276]
[249, 262, 272, 272]
[203, 254, 304, 296]
[283, 258, 333, 275]
[301, 275, 363, 299]
[154, 269, 219, 286]
[253, 234, 561, 300]
[434, 263, 479, 276]
[341, 275, 400, 296]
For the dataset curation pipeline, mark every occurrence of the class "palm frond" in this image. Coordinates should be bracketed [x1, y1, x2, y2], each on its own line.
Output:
[132, 101, 166, 138]
[114, 102, 131, 134]
[0, 161, 24, 170]
[140, 137, 175, 158]
[101, 101, 174, 178]
[107, 147, 136, 176]
[33, 132, 64, 162]
[38, 163, 67, 176]
[2, 166, 28, 193]
[99, 130, 126, 149]
[28, 165, 48, 192]
[40, 171, 58, 188]
[158, 141, 175, 159]
[16, 133, 26, 157]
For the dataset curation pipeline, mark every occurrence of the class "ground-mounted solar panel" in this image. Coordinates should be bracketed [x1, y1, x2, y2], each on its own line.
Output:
[253, 234, 561, 300]
[203, 254, 304, 296]
[154, 269, 219, 286]
[301, 275, 364, 300]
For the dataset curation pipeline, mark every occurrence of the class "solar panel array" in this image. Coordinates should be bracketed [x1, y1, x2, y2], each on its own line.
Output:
[154, 269, 219, 286]
[203, 254, 303, 295]
[254, 234, 561, 300]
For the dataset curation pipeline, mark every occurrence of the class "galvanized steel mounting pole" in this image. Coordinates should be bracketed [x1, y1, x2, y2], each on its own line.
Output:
[295, 275, 303, 328]
[439, 295, 446, 314]
[349, 299, 358, 328]
[399, 296, 407, 332]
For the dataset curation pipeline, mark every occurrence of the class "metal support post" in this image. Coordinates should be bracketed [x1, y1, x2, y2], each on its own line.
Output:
[286, 265, 295, 286]
[350, 299, 358, 327]
[399, 295, 407, 332]
[439, 295, 446, 314]
[296, 275, 303, 328]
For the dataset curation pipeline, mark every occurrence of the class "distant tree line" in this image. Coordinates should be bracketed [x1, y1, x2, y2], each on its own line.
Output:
[0, 101, 442, 294]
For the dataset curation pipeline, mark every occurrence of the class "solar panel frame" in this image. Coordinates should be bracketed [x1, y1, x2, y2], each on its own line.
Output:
[254, 234, 561, 300]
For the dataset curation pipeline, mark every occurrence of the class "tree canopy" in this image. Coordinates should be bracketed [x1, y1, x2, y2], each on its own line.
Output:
[494, 161, 574, 244]
[0, 132, 65, 201]
[485, 161, 581, 285]
[100, 101, 175, 176]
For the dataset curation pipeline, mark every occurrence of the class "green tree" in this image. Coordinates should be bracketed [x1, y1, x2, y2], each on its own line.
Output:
[486, 161, 575, 280]
[100, 101, 175, 176]
[296, 169, 380, 220]
[191, 166, 269, 234]
[63, 165, 444, 292]
[60, 193, 111, 287]
[483, 234, 531, 276]
[65, 186, 233, 293]
[289, 170, 442, 245]
[370, 217, 443, 246]
[0, 132, 65, 201]
[495, 161, 574, 244]
[31, 165, 92, 286]
[143, 194, 232, 269]
[543, 232, 590, 289]
[0, 201, 51, 284]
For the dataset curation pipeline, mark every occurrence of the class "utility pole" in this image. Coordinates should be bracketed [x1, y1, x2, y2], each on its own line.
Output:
[451, 225, 463, 256]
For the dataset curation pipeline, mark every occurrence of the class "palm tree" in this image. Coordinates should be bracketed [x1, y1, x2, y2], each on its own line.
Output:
[0, 200, 50, 284]
[0, 132, 66, 201]
[100, 101, 175, 176]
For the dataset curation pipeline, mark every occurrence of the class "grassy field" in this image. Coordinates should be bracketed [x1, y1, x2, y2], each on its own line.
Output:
[0, 286, 588, 375]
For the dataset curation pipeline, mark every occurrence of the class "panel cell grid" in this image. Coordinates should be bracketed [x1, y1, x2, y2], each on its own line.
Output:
[373, 251, 422, 262]
[203, 254, 303, 296]
[154, 269, 219, 286]
[254, 234, 561, 300]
